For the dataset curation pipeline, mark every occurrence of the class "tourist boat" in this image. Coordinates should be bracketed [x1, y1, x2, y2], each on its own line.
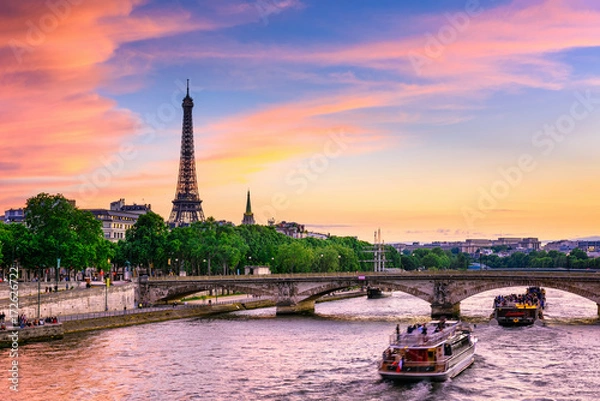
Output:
[366, 286, 391, 299]
[493, 287, 546, 326]
[378, 319, 477, 382]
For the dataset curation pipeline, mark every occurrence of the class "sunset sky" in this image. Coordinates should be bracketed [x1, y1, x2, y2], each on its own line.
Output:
[1, 0, 600, 243]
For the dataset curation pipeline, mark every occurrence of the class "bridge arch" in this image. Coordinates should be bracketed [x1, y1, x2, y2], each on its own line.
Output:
[448, 278, 600, 306]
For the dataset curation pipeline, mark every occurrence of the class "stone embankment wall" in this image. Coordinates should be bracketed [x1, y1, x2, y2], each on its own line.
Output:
[0, 324, 64, 347]
[0, 283, 136, 318]
[61, 300, 275, 334]
[0, 282, 53, 299]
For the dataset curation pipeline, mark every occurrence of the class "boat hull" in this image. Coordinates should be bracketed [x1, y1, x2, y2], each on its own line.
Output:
[366, 287, 391, 299]
[379, 338, 477, 382]
[494, 306, 539, 326]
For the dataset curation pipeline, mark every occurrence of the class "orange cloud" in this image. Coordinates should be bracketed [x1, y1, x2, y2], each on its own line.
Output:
[197, 91, 398, 171]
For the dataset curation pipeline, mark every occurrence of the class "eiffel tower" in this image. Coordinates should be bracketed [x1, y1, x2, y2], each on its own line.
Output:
[168, 79, 205, 226]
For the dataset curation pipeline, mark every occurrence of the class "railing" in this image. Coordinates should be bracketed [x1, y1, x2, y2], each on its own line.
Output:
[146, 272, 368, 281]
[145, 269, 600, 282]
[389, 322, 462, 347]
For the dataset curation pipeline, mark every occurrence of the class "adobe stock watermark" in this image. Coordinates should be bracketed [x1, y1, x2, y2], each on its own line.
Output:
[7, 265, 20, 392]
[77, 79, 203, 201]
[251, 0, 288, 25]
[461, 89, 600, 229]
[255, 131, 349, 222]
[408, 0, 486, 76]
[9, 0, 82, 65]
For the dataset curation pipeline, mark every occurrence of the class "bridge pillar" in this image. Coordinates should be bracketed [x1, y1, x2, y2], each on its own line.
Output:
[276, 299, 316, 316]
[430, 302, 461, 319]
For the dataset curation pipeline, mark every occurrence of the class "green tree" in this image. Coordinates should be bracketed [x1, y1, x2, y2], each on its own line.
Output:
[0, 223, 31, 274]
[334, 244, 360, 272]
[125, 211, 169, 275]
[275, 242, 314, 274]
[449, 252, 470, 270]
[422, 253, 441, 269]
[570, 248, 588, 260]
[25, 193, 105, 279]
[506, 252, 529, 268]
[235, 224, 291, 266]
[215, 229, 249, 275]
[313, 245, 342, 272]
[400, 255, 418, 271]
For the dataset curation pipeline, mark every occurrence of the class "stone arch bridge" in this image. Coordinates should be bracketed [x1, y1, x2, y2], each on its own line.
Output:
[139, 271, 600, 317]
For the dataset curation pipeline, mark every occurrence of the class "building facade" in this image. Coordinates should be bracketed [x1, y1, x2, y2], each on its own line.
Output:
[87, 199, 151, 242]
[1, 208, 25, 224]
[271, 221, 306, 239]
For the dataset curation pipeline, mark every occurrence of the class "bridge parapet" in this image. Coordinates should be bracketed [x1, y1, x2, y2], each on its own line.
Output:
[141, 271, 600, 317]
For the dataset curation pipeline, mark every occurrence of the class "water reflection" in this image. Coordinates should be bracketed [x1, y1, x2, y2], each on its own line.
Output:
[1, 285, 598, 401]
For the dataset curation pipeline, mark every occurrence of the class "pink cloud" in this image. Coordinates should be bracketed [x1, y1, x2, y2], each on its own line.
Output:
[0, 0, 217, 211]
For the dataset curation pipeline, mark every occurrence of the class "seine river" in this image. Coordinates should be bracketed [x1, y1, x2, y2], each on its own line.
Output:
[2, 287, 599, 401]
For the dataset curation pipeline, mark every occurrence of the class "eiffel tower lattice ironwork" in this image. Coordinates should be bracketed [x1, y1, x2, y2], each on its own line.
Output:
[168, 79, 205, 226]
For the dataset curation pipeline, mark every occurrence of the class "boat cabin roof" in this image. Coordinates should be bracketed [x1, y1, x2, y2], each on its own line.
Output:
[388, 320, 468, 349]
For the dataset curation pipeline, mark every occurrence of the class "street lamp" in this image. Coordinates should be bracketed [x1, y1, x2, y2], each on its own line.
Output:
[125, 261, 131, 281]
[55, 257, 60, 292]
[37, 266, 42, 319]
[105, 258, 110, 311]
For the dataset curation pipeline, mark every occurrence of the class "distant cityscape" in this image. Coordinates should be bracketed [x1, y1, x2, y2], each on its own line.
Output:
[390, 238, 600, 259]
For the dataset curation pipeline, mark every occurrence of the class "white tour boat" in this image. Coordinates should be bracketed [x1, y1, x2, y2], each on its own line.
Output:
[378, 319, 477, 382]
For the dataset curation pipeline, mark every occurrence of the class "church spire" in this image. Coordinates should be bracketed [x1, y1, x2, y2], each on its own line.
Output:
[242, 190, 255, 225]
[245, 189, 252, 214]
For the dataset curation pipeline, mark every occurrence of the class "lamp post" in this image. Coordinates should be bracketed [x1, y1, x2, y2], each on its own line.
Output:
[125, 261, 131, 281]
[55, 257, 60, 292]
[37, 266, 41, 320]
[105, 258, 110, 311]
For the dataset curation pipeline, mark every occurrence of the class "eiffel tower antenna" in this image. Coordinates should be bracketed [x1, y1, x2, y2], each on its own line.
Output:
[168, 79, 205, 226]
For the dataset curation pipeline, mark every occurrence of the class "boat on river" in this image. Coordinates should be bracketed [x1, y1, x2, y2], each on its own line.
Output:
[378, 319, 477, 382]
[493, 287, 546, 326]
[366, 286, 391, 299]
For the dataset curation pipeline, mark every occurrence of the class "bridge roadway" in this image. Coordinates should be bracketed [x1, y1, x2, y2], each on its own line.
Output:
[140, 270, 600, 317]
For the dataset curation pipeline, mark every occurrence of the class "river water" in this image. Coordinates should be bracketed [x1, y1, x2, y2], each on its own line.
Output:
[2, 287, 599, 401]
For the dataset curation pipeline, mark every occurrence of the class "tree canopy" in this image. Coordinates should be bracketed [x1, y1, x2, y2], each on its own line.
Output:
[5, 193, 599, 279]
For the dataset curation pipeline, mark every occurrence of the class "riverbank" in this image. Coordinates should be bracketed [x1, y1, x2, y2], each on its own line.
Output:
[0, 324, 64, 348]
[2, 289, 365, 345]
[61, 299, 276, 334]
[62, 290, 364, 334]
